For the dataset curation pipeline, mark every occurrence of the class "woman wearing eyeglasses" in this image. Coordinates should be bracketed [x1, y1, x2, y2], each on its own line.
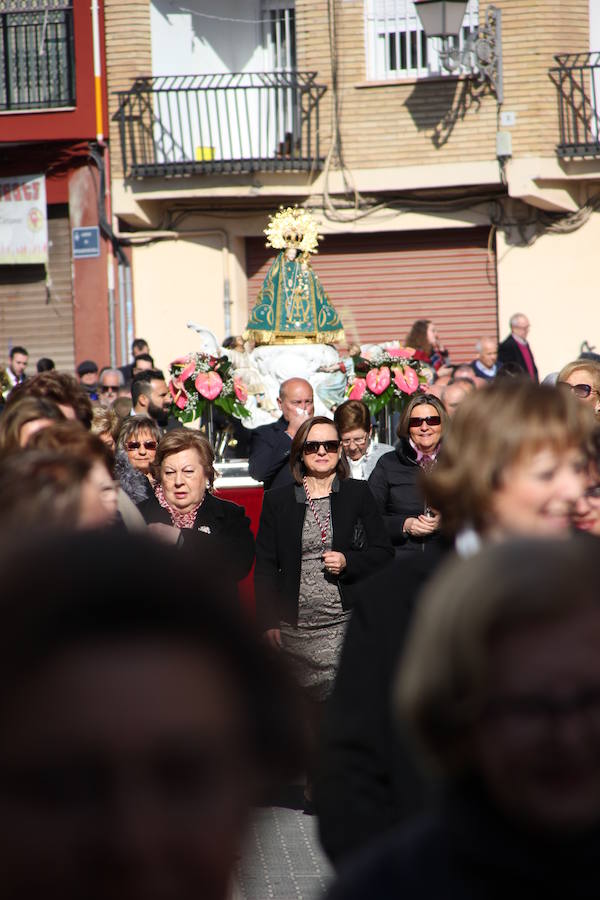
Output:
[115, 415, 162, 505]
[334, 400, 395, 480]
[558, 359, 600, 420]
[255, 416, 392, 800]
[368, 394, 447, 561]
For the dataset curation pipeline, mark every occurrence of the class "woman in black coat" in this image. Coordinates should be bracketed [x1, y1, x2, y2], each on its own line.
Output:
[254, 416, 393, 799]
[138, 429, 254, 586]
[368, 393, 447, 564]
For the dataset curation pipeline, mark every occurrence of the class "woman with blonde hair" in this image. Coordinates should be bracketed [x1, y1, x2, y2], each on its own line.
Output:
[91, 406, 121, 451]
[368, 393, 448, 561]
[557, 358, 600, 420]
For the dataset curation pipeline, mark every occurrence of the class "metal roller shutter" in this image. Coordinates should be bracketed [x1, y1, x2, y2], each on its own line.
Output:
[0, 205, 75, 373]
[246, 227, 498, 363]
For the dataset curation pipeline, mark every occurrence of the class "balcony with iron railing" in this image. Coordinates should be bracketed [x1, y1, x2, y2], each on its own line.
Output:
[551, 52, 600, 159]
[114, 71, 327, 180]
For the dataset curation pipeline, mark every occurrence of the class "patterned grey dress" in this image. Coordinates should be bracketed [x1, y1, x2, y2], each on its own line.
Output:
[280, 497, 351, 703]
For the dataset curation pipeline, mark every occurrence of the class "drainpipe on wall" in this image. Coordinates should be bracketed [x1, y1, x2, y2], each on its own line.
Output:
[117, 262, 127, 364]
[124, 263, 134, 354]
[90, 0, 120, 366]
[107, 256, 117, 365]
[90, 0, 104, 143]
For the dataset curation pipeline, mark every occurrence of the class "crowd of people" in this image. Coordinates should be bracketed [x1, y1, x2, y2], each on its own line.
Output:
[1, 313, 600, 899]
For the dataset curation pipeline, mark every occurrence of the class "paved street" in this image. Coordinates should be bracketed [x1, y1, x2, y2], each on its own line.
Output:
[234, 792, 334, 900]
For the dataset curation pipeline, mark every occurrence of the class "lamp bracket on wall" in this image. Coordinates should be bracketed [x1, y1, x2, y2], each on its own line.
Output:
[439, 5, 503, 103]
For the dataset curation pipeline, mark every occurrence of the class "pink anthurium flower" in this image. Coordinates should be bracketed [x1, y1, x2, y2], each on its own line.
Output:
[348, 378, 367, 400]
[394, 365, 419, 395]
[234, 378, 248, 403]
[366, 366, 391, 395]
[179, 361, 196, 382]
[171, 358, 196, 384]
[169, 379, 188, 410]
[401, 365, 419, 393]
[195, 370, 223, 400]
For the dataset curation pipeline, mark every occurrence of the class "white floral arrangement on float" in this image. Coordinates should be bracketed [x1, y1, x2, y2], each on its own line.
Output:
[264, 206, 322, 255]
[168, 352, 250, 426]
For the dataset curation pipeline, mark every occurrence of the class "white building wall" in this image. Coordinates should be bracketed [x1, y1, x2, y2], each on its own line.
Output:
[131, 235, 229, 371]
[151, 1, 265, 75]
[497, 212, 600, 380]
[591, 0, 600, 50]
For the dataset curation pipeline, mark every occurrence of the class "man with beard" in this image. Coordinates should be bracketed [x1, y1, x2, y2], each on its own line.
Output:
[131, 369, 175, 430]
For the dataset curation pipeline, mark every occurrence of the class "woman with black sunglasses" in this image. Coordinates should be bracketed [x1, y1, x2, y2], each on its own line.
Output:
[367, 393, 448, 563]
[114, 415, 162, 505]
[558, 359, 600, 420]
[254, 415, 393, 804]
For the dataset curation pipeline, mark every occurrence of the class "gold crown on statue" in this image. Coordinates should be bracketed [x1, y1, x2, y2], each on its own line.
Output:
[264, 206, 322, 255]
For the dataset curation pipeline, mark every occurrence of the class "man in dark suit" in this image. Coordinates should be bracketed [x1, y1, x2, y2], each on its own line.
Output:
[497, 313, 539, 381]
[248, 377, 314, 489]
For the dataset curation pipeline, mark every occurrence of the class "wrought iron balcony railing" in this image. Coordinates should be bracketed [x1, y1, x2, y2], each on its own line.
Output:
[551, 52, 600, 158]
[0, 0, 75, 112]
[114, 71, 327, 179]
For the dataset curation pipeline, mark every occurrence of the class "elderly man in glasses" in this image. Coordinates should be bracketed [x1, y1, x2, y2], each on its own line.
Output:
[97, 367, 125, 409]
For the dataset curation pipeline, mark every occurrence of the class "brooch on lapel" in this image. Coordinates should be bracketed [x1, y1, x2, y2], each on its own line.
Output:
[198, 525, 211, 534]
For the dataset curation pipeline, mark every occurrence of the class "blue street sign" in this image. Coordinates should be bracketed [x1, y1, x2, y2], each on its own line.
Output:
[72, 226, 100, 259]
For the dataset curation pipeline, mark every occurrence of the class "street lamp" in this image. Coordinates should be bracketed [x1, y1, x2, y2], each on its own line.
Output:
[414, 1, 503, 103]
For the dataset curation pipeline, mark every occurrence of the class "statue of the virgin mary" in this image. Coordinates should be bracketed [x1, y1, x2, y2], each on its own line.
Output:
[245, 207, 344, 345]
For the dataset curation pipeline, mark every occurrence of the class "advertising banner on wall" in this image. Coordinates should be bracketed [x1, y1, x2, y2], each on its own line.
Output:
[0, 174, 48, 265]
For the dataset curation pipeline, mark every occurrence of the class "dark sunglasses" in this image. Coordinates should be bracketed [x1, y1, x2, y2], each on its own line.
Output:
[99, 385, 119, 393]
[409, 415, 441, 428]
[126, 440, 157, 451]
[584, 483, 600, 499]
[560, 382, 599, 399]
[303, 440, 340, 455]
